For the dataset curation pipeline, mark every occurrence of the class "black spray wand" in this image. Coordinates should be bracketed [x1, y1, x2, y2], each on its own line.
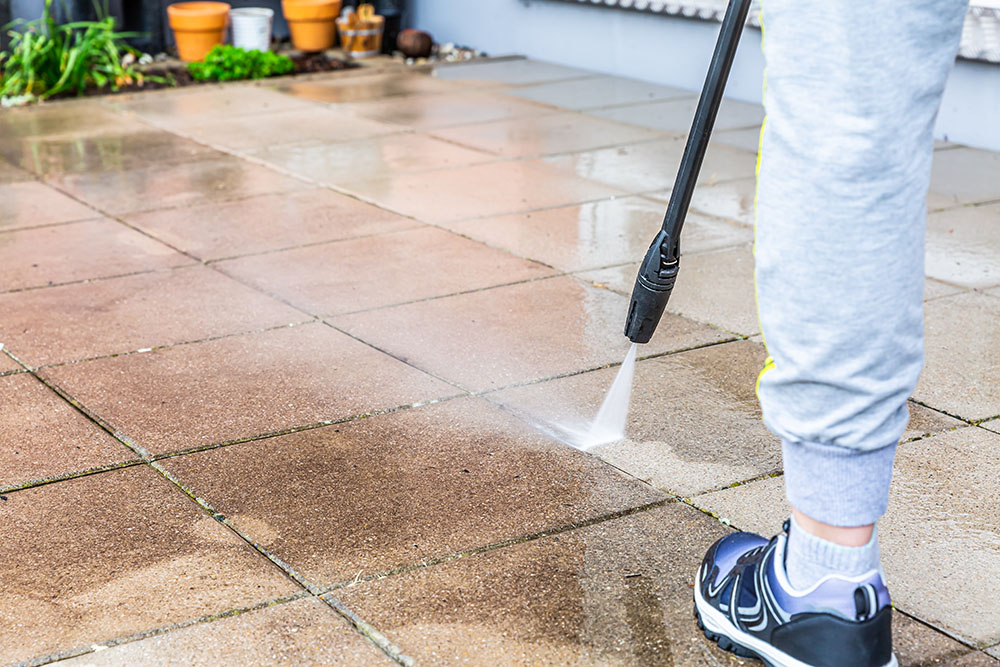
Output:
[624, 0, 754, 343]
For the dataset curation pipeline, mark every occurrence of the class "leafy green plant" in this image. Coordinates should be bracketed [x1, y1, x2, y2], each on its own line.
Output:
[0, 0, 157, 106]
[188, 45, 295, 82]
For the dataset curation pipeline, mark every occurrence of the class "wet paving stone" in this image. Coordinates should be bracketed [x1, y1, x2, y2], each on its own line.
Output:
[916, 291, 1000, 421]
[0, 218, 191, 292]
[0, 157, 31, 183]
[491, 340, 779, 497]
[217, 227, 553, 316]
[0, 181, 98, 231]
[541, 137, 757, 194]
[174, 108, 400, 152]
[123, 187, 420, 261]
[332, 276, 731, 392]
[0, 102, 143, 140]
[330, 90, 555, 130]
[111, 85, 320, 124]
[61, 598, 391, 666]
[249, 133, 494, 187]
[684, 177, 757, 226]
[429, 112, 666, 159]
[50, 157, 311, 215]
[330, 503, 733, 665]
[926, 202, 1000, 289]
[588, 97, 764, 136]
[0, 373, 136, 489]
[41, 323, 455, 454]
[929, 147, 1000, 206]
[432, 59, 594, 87]
[341, 160, 625, 224]
[0, 129, 221, 177]
[161, 398, 665, 588]
[441, 196, 751, 273]
[275, 72, 461, 104]
[693, 427, 1000, 647]
[0, 466, 298, 664]
[579, 244, 758, 337]
[504, 75, 692, 111]
[0, 266, 304, 367]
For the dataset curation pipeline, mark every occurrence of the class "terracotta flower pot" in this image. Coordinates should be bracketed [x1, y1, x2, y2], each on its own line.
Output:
[282, 0, 342, 52]
[168, 2, 231, 62]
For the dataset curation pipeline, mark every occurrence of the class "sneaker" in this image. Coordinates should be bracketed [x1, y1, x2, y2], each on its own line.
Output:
[694, 520, 896, 667]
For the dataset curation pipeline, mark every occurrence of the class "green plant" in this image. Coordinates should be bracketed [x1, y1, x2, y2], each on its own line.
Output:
[0, 0, 157, 106]
[188, 45, 295, 82]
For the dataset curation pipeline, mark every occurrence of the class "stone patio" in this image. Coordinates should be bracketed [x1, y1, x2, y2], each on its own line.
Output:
[0, 57, 997, 665]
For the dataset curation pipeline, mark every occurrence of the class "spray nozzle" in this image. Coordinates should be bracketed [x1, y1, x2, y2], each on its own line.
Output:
[624, 229, 679, 344]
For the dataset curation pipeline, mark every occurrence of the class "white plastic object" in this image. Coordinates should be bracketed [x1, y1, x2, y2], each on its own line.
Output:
[230, 7, 274, 52]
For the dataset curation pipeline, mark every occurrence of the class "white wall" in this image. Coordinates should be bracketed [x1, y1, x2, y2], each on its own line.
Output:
[410, 0, 1000, 151]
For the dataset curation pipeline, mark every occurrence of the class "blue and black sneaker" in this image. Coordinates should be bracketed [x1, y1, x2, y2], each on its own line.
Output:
[694, 520, 896, 667]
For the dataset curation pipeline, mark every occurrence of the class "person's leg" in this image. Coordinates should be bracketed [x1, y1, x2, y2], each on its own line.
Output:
[694, 1, 968, 665]
[754, 0, 967, 585]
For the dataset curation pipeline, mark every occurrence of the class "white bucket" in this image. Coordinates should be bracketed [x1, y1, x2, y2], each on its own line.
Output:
[230, 8, 274, 52]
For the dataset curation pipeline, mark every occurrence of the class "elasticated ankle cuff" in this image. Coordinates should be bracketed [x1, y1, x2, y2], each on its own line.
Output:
[782, 439, 896, 527]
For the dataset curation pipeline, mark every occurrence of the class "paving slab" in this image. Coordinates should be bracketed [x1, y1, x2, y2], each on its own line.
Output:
[441, 196, 752, 273]
[218, 227, 553, 316]
[331, 503, 733, 665]
[0, 466, 298, 664]
[0, 373, 136, 489]
[0, 181, 98, 231]
[0, 218, 190, 292]
[0, 157, 30, 183]
[693, 427, 1000, 647]
[580, 243, 758, 336]
[503, 75, 693, 110]
[988, 645, 1000, 660]
[275, 72, 462, 104]
[903, 403, 967, 442]
[541, 137, 757, 194]
[173, 108, 400, 152]
[111, 85, 321, 124]
[923, 277, 967, 301]
[248, 133, 494, 186]
[51, 156, 312, 216]
[0, 350, 21, 373]
[332, 276, 731, 392]
[62, 598, 391, 666]
[430, 113, 666, 159]
[0, 266, 304, 367]
[0, 102, 144, 140]
[341, 160, 626, 223]
[711, 127, 763, 153]
[41, 323, 455, 454]
[326, 90, 557, 129]
[929, 147, 1000, 206]
[432, 59, 594, 86]
[589, 97, 764, 135]
[0, 129, 220, 177]
[161, 398, 665, 588]
[491, 340, 779, 497]
[684, 176, 757, 226]
[982, 420, 1000, 434]
[916, 291, 1000, 421]
[926, 202, 1000, 288]
[123, 187, 420, 261]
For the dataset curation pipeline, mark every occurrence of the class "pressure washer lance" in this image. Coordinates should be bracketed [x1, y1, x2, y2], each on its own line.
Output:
[624, 0, 754, 344]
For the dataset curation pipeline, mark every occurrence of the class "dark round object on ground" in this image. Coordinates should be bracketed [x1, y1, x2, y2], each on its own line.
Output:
[397, 29, 433, 58]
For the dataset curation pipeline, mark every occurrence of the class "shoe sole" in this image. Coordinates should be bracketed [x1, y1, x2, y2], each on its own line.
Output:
[693, 575, 898, 667]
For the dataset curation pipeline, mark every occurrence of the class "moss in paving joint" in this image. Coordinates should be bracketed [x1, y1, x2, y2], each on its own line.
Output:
[0, 459, 146, 495]
[320, 595, 415, 667]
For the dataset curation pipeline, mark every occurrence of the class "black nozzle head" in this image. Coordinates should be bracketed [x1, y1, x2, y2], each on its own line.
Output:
[623, 229, 679, 344]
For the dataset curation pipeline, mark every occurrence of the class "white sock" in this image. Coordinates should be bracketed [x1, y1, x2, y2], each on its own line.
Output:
[784, 515, 882, 590]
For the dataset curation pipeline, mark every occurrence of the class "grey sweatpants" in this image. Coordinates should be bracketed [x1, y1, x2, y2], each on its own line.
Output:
[755, 0, 968, 526]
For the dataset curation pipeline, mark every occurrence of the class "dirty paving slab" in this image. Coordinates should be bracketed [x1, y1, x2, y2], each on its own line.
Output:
[0, 466, 298, 664]
[159, 398, 666, 589]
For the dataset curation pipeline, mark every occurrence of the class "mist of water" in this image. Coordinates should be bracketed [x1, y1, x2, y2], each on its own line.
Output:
[550, 343, 638, 451]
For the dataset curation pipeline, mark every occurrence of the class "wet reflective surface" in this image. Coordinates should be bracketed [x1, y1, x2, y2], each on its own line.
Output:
[1, 61, 996, 663]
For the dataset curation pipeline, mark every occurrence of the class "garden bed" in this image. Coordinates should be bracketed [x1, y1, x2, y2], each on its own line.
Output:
[64, 50, 359, 100]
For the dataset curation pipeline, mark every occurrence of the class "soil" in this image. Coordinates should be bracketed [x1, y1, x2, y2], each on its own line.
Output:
[65, 51, 359, 100]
